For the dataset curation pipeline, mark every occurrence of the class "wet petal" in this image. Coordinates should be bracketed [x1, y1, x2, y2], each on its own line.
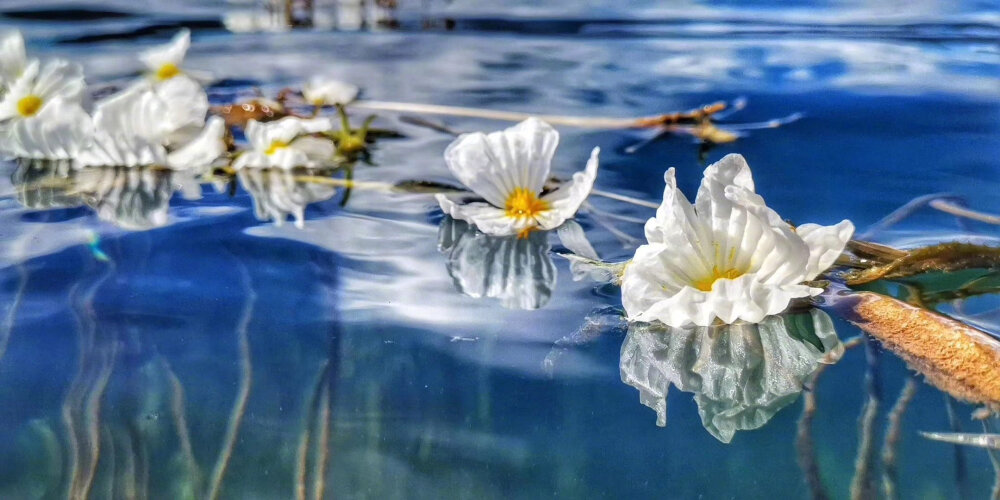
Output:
[444, 117, 558, 207]
[537, 146, 599, 230]
[140, 28, 190, 73]
[797, 219, 855, 280]
[436, 195, 530, 236]
[302, 76, 359, 106]
[167, 116, 226, 170]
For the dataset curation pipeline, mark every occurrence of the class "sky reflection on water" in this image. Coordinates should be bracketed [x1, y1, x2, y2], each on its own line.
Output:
[1, 1, 999, 498]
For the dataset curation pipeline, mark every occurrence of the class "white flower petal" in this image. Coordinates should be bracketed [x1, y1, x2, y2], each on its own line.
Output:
[76, 86, 170, 168]
[642, 168, 713, 277]
[0, 30, 27, 86]
[290, 136, 335, 163]
[150, 75, 208, 146]
[0, 59, 85, 121]
[167, 116, 226, 170]
[435, 195, 529, 236]
[302, 76, 359, 106]
[536, 146, 599, 230]
[140, 29, 190, 73]
[797, 219, 855, 280]
[443, 117, 558, 207]
[5, 97, 92, 159]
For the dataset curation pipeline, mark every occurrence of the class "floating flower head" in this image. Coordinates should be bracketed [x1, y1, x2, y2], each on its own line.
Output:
[140, 29, 190, 83]
[4, 97, 92, 159]
[435, 118, 599, 238]
[621, 154, 854, 327]
[0, 30, 27, 89]
[233, 117, 335, 170]
[302, 76, 359, 107]
[0, 59, 85, 122]
[75, 85, 225, 170]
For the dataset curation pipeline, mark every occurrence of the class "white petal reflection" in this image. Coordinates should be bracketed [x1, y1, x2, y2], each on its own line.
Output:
[620, 308, 843, 443]
[238, 168, 337, 228]
[72, 167, 189, 231]
[11, 159, 82, 210]
[438, 216, 556, 310]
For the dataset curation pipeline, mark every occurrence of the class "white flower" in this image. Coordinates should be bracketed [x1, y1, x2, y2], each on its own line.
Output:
[75, 85, 224, 169]
[0, 59, 86, 122]
[302, 76, 359, 106]
[435, 118, 599, 238]
[0, 30, 27, 89]
[140, 29, 190, 82]
[620, 154, 854, 327]
[4, 97, 92, 159]
[232, 117, 335, 170]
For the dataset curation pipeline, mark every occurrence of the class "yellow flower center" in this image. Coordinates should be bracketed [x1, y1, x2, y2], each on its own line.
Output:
[505, 187, 549, 219]
[155, 63, 181, 81]
[16, 95, 43, 117]
[691, 267, 745, 292]
[266, 141, 289, 156]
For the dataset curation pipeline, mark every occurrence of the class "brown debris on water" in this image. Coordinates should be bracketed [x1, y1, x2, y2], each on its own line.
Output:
[840, 291, 1000, 410]
[844, 243, 1000, 285]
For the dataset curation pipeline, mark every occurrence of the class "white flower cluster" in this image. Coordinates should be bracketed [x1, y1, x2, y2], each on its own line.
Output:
[437, 121, 853, 326]
[0, 29, 225, 170]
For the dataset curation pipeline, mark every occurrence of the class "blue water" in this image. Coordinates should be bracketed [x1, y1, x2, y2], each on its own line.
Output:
[1, 1, 999, 498]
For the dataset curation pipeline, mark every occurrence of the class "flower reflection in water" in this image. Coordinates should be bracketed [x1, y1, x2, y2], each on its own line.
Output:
[620, 308, 844, 443]
[11, 159, 81, 210]
[237, 168, 338, 228]
[437, 216, 556, 310]
[11, 160, 199, 231]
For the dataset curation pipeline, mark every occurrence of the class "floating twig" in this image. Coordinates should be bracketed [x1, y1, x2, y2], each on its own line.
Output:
[930, 199, 1000, 226]
[350, 100, 730, 129]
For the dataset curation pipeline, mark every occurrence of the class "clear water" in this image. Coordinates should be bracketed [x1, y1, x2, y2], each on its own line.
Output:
[1, 1, 999, 498]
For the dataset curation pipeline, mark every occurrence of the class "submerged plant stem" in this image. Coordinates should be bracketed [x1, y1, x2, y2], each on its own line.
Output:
[850, 339, 881, 500]
[797, 336, 863, 500]
[882, 375, 919, 500]
[0, 262, 28, 364]
[206, 264, 256, 500]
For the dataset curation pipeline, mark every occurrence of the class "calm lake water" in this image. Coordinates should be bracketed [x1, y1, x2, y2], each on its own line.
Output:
[1, 1, 999, 498]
